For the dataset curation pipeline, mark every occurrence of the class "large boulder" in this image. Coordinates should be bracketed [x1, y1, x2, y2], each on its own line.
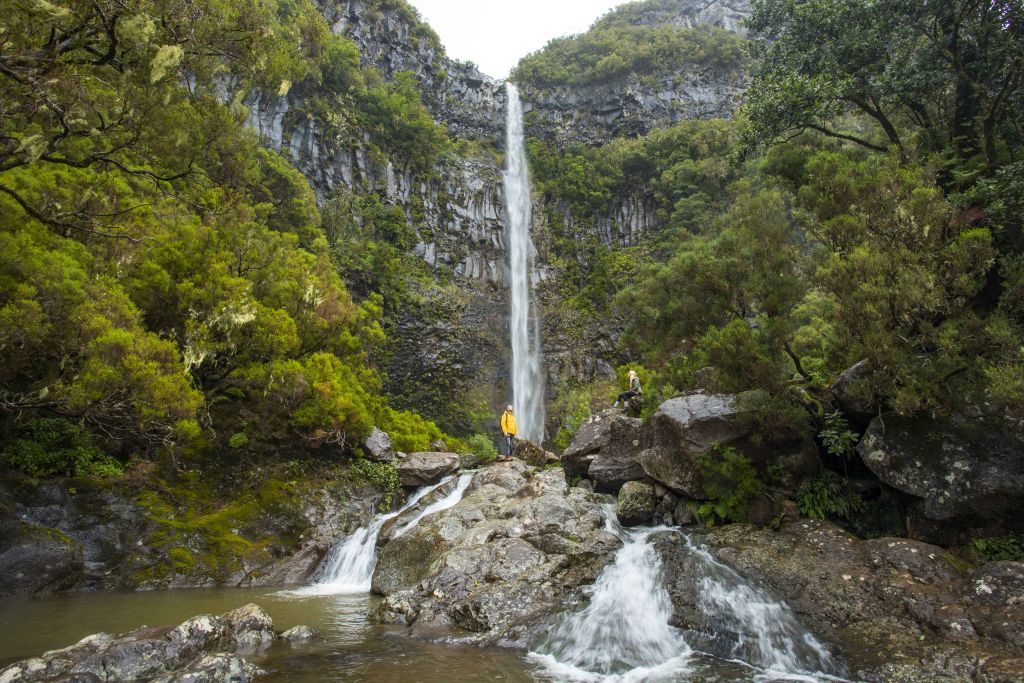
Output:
[370, 460, 621, 646]
[0, 520, 83, 596]
[856, 412, 1024, 526]
[512, 440, 558, 468]
[615, 481, 656, 526]
[656, 520, 1024, 683]
[363, 427, 397, 463]
[638, 392, 759, 498]
[829, 360, 879, 424]
[561, 410, 648, 493]
[0, 604, 281, 682]
[396, 452, 461, 486]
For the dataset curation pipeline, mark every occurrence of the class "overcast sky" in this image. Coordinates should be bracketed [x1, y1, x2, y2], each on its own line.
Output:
[408, 0, 623, 78]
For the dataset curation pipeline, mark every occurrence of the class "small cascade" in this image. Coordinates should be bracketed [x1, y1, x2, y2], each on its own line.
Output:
[685, 539, 841, 679]
[391, 473, 473, 539]
[530, 511, 693, 681]
[503, 81, 545, 443]
[294, 477, 455, 596]
[531, 511, 845, 682]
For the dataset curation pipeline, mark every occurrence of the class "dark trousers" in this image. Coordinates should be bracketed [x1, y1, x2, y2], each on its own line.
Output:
[504, 434, 516, 456]
[616, 390, 640, 404]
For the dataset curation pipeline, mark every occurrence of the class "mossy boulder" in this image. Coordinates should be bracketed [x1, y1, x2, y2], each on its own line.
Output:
[615, 481, 656, 526]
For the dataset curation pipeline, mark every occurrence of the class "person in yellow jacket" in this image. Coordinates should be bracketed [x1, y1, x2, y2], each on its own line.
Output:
[500, 405, 517, 459]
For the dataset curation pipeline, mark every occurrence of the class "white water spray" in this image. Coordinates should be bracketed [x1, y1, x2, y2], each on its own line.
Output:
[531, 512, 845, 682]
[530, 512, 693, 681]
[685, 539, 841, 679]
[292, 476, 465, 595]
[504, 82, 545, 444]
[391, 473, 472, 539]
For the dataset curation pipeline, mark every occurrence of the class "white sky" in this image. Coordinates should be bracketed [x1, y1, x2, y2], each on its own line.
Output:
[408, 0, 624, 78]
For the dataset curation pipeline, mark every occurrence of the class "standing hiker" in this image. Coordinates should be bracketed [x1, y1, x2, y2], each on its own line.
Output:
[500, 404, 518, 458]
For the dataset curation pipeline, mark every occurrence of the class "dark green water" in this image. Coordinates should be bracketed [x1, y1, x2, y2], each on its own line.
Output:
[0, 587, 532, 682]
[0, 587, 832, 681]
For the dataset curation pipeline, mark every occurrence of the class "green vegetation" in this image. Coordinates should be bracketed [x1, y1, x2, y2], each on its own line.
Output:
[971, 535, 1024, 562]
[350, 459, 401, 511]
[1, 418, 122, 480]
[742, 0, 1024, 181]
[796, 471, 866, 521]
[0, 0, 454, 478]
[692, 445, 765, 525]
[463, 433, 499, 465]
[513, 24, 746, 87]
[135, 473, 305, 584]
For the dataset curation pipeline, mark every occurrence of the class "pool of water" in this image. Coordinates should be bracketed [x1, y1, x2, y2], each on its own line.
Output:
[0, 588, 843, 682]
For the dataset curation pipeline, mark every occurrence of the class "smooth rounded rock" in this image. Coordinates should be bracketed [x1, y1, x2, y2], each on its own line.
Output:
[396, 452, 461, 486]
[616, 481, 656, 526]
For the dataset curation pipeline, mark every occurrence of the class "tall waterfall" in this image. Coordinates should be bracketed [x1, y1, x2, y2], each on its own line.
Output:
[503, 82, 545, 444]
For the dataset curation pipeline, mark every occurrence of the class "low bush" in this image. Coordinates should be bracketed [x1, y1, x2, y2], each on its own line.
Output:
[692, 444, 764, 525]
[1, 418, 123, 480]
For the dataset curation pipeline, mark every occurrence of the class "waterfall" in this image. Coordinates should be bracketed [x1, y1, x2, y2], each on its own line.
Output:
[685, 539, 841, 678]
[530, 511, 845, 682]
[391, 473, 473, 539]
[290, 476, 463, 596]
[530, 511, 693, 681]
[504, 81, 545, 444]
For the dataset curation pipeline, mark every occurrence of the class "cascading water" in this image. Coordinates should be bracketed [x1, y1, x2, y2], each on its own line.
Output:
[391, 473, 472, 539]
[686, 539, 841, 679]
[291, 475, 467, 596]
[530, 509, 846, 683]
[503, 82, 545, 444]
[530, 513, 693, 682]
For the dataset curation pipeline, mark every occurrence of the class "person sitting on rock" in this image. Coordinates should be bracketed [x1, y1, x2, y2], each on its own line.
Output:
[613, 370, 642, 409]
[500, 404, 517, 459]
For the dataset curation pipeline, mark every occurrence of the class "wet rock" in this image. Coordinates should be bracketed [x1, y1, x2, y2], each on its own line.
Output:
[458, 452, 482, 470]
[561, 410, 648, 493]
[0, 520, 83, 596]
[639, 393, 758, 497]
[279, 625, 317, 642]
[967, 561, 1024, 607]
[512, 440, 551, 468]
[0, 604, 278, 682]
[659, 519, 1024, 682]
[396, 452, 461, 486]
[370, 464, 620, 644]
[830, 360, 878, 423]
[150, 653, 265, 682]
[254, 542, 326, 586]
[856, 412, 1024, 528]
[363, 427, 396, 463]
[224, 603, 277, 649]
[672, 499, 696, 526]
[615, 481, 656, 526]
[560, 412, 615, 479]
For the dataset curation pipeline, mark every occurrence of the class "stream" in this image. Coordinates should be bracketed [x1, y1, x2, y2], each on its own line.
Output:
[0, 585, 846, 682]
[0, 475, 850, 682]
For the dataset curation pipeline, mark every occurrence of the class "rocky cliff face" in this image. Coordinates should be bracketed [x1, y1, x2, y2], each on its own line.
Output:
[244, 0, 751, 431]
[521, 69, 746, 147]
[520, 0, 751, 146]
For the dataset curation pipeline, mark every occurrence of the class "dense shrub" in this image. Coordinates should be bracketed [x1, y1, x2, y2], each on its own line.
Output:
[1, 418, 122, 480]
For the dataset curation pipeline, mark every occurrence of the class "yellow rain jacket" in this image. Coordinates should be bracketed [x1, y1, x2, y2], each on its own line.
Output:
[500, 410, 518, 436]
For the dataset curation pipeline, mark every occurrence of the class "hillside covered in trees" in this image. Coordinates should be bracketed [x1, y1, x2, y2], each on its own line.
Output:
[0, 2, 1023, 672]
